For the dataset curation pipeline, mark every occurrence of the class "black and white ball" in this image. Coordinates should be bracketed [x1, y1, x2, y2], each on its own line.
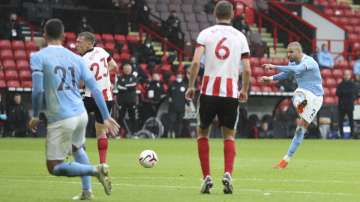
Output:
[138, 150, 158, 168]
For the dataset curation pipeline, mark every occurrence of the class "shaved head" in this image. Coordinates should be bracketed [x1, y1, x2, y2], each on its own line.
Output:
[287, 41, 303, 63]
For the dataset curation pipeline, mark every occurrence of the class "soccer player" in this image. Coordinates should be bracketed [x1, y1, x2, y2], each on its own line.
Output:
[75, 32, 118, 164]
[29, 19, 120, 200]
[260, 42, 324, 169]
[185, 1, 251, 194]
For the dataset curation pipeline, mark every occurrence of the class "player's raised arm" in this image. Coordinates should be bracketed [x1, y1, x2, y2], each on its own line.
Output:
[107, 58, 118, 72]
[185, 45, 205, 100]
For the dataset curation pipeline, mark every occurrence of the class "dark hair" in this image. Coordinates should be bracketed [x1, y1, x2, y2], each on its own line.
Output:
[214, 0, 233, 20]
[44, 18, 64, 40]
[78, 31, 96, 46]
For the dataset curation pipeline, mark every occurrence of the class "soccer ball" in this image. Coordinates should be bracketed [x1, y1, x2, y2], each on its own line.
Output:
[138, 150, 158, 168]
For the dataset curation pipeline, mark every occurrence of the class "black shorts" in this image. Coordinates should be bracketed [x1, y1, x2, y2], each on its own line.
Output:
[83, 97, 113, 124]
[198, 95, 239, 130]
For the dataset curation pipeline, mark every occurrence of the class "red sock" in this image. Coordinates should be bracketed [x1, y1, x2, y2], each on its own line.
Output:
[224, 138, 236, 175]
[197, 137, 210, 178]
[97, 137, 108, 164]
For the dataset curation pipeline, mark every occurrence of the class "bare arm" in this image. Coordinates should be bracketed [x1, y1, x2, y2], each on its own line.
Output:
[108, 58, 118, 72]
[241, 58, 251, 93]
[185, 46, 205, 100]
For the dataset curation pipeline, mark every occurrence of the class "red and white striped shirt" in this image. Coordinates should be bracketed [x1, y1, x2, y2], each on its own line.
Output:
[197, 24, 250, 98]
[83, 47, 113, 101]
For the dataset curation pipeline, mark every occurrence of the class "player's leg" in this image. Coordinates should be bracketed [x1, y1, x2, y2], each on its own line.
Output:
[95, 101, 113, 164]
[72, 145, 93, 200]
[218, 97, 239, 194]
[338, 109, 345, 138]
[73, 112, 112, 195]
[198, 95, 217, 194]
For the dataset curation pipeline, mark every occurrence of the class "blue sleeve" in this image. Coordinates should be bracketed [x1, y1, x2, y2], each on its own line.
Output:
[80, 58, 110, 120]
[30, 54, 44, 118]
[272, 72, 289, 81]
[275, 61, 311, 74]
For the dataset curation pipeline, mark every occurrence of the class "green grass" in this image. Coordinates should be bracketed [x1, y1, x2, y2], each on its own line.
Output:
[0, 138, 360, 202]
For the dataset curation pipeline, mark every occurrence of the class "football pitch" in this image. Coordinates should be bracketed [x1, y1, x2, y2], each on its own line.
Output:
[0, 138, 359, 202]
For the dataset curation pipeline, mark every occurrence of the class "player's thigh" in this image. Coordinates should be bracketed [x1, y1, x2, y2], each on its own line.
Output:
[47, 119, 76, 160]
[198, 95, 218, 129]
[217, 97, 239, 130]
[302, 94, 323, 124]
[72, 112, 89, 149]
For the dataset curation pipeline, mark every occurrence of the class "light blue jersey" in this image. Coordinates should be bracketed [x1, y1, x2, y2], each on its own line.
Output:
[272, 54, 324, 96]
[30, 45, 110, 123]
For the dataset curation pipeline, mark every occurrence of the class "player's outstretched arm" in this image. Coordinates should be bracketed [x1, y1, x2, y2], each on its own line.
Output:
[239, 57, 251, 102]
[29, 54, 44, 132]
[185, 45, 205, 100]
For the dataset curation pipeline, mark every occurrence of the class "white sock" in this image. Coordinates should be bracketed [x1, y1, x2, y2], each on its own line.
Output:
[283, 155, 291, 162]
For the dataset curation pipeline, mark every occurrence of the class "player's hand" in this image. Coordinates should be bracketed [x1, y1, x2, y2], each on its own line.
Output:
[239, 89, 248, 103]
[103, 117, 120, 136]
[185, 87, 196, 101]
[29, 117, 41, 133]
[260, 76, 272, 84]
[262, 64, 275, 71]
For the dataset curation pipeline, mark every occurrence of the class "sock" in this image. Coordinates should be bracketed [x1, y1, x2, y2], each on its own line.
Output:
[52, 162, 96, 177]
[97, 136, 108, 164]
[286, 126, 306, 158]
[74, 147, 92, 191]
[197, 137, 210, 179]
[224, 138, 236, 175]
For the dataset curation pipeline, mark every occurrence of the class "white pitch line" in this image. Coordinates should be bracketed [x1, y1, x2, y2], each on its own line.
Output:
[0, 178, 356, 197]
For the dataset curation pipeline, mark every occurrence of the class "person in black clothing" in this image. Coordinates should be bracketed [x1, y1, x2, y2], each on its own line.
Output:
[336, 70, 358, 138]
[164, 10, 183, 47]
[141, 73, 165, 122]
[167, 73, 187, 138]
[1, 13, 23, 40]
[7, 93, 29, 137]
[0, 93, 7, 137]
[116, 64, 138, 135]
[77, 16, 94, 34]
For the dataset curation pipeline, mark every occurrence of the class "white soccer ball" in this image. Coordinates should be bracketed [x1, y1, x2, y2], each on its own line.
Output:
[138, 150, 158, 168]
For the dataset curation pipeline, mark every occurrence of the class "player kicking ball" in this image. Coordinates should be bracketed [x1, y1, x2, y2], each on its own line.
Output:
[186, 1, 251, 194]
[29, 19, 120, 200]
[260, 42, 324, 169]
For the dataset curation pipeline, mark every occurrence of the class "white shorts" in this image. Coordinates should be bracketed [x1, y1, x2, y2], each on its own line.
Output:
[46, 112, 88, 160]
[292, 88, 323, 123]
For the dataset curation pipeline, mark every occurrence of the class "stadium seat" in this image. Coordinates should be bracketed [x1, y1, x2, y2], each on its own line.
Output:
[0, 71, 4, 80]
[323, 87, 330, 95]
[101, 34, 114, 42]
[0, 40, 11, 49]
[324, 96, 337, 105]
[325, 78, 337, 87]
[112, 52, 121, 62]
[6, 80, 20, 88]
[114, 34, 126, 43]
[251, 85, 260, 92]
[321, 69, 332, 78]
[65, 32, 76, 41]
[5, 70, 18, 80]
[19, 70, 31, 80]
[126, 35, 139, 43]
[330, 87, 337, 96]
[253, 67, 264, 76]
[161, 64, 172, 73]
[21, 80, 32, 88]
[0, 80, 6, 88]
[336, 77, 342, 84]
[119, 52, 131, 61]
[11, 40, 25, 50]
[104, 42, 115, 52]
[2, 60, 16, 70]
[25, 41, 38, 51]
[0, 49, 14, 60]
[332, 69, 343, 79]
[250, 57, 259, 66]
[261, 86, 272, 92]
[14, 50, 27, 60]
[16, 60, 30, 70]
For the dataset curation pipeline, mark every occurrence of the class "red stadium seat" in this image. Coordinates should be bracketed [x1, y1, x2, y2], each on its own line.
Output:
[0, 49, 13, 60]
[126, 35, 139, 43]
[14, 50, 27, 60]
[250, 57, 259, 66]
[25, 41, 38, 51]
[104, 42, 115, 52]
[65, 32, 76, 41]
[261, 86, 272, 92]
[324, 96, 337, 105]
[330, 87, 337, 96]
[119, 52, 131, 61]
[336, 77, 342, 84]
[16, 60, 30, 70]
[95, 34, 102, 42]
[325, 78, 337, 87]
[161, 64, 172, 73]
[250, 76, 256, 85]
[6, 80, 20, 88]
[19, 70, 31, 80]
[323, 87, 330, 95]
[95, 43, 104, 49]
[0, 80, 6, 88]
[260, 57, 271, 64]
[0, 40, 11, 49]
[112, 52, 120, 62]
[0, 71, 4, 80]
[114, 34, 126, 43]
[5, 70, 18, 80]
[21, 80, 32, 88]
[2, 60, 16, 70]
[251, 85, 260, 92]
[321, 69, 332, 78]
[101, 34, 114, 42]
[253, 67, 264, 76]
[11, 40, 25, 50]
[335, 60, 349, 69]
[332, 69, 343, 79]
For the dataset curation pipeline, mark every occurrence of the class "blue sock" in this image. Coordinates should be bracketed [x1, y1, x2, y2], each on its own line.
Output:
[286, 126, 306, 158]
[74, 147, 92, 191]
[53, 162, 96, 177]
